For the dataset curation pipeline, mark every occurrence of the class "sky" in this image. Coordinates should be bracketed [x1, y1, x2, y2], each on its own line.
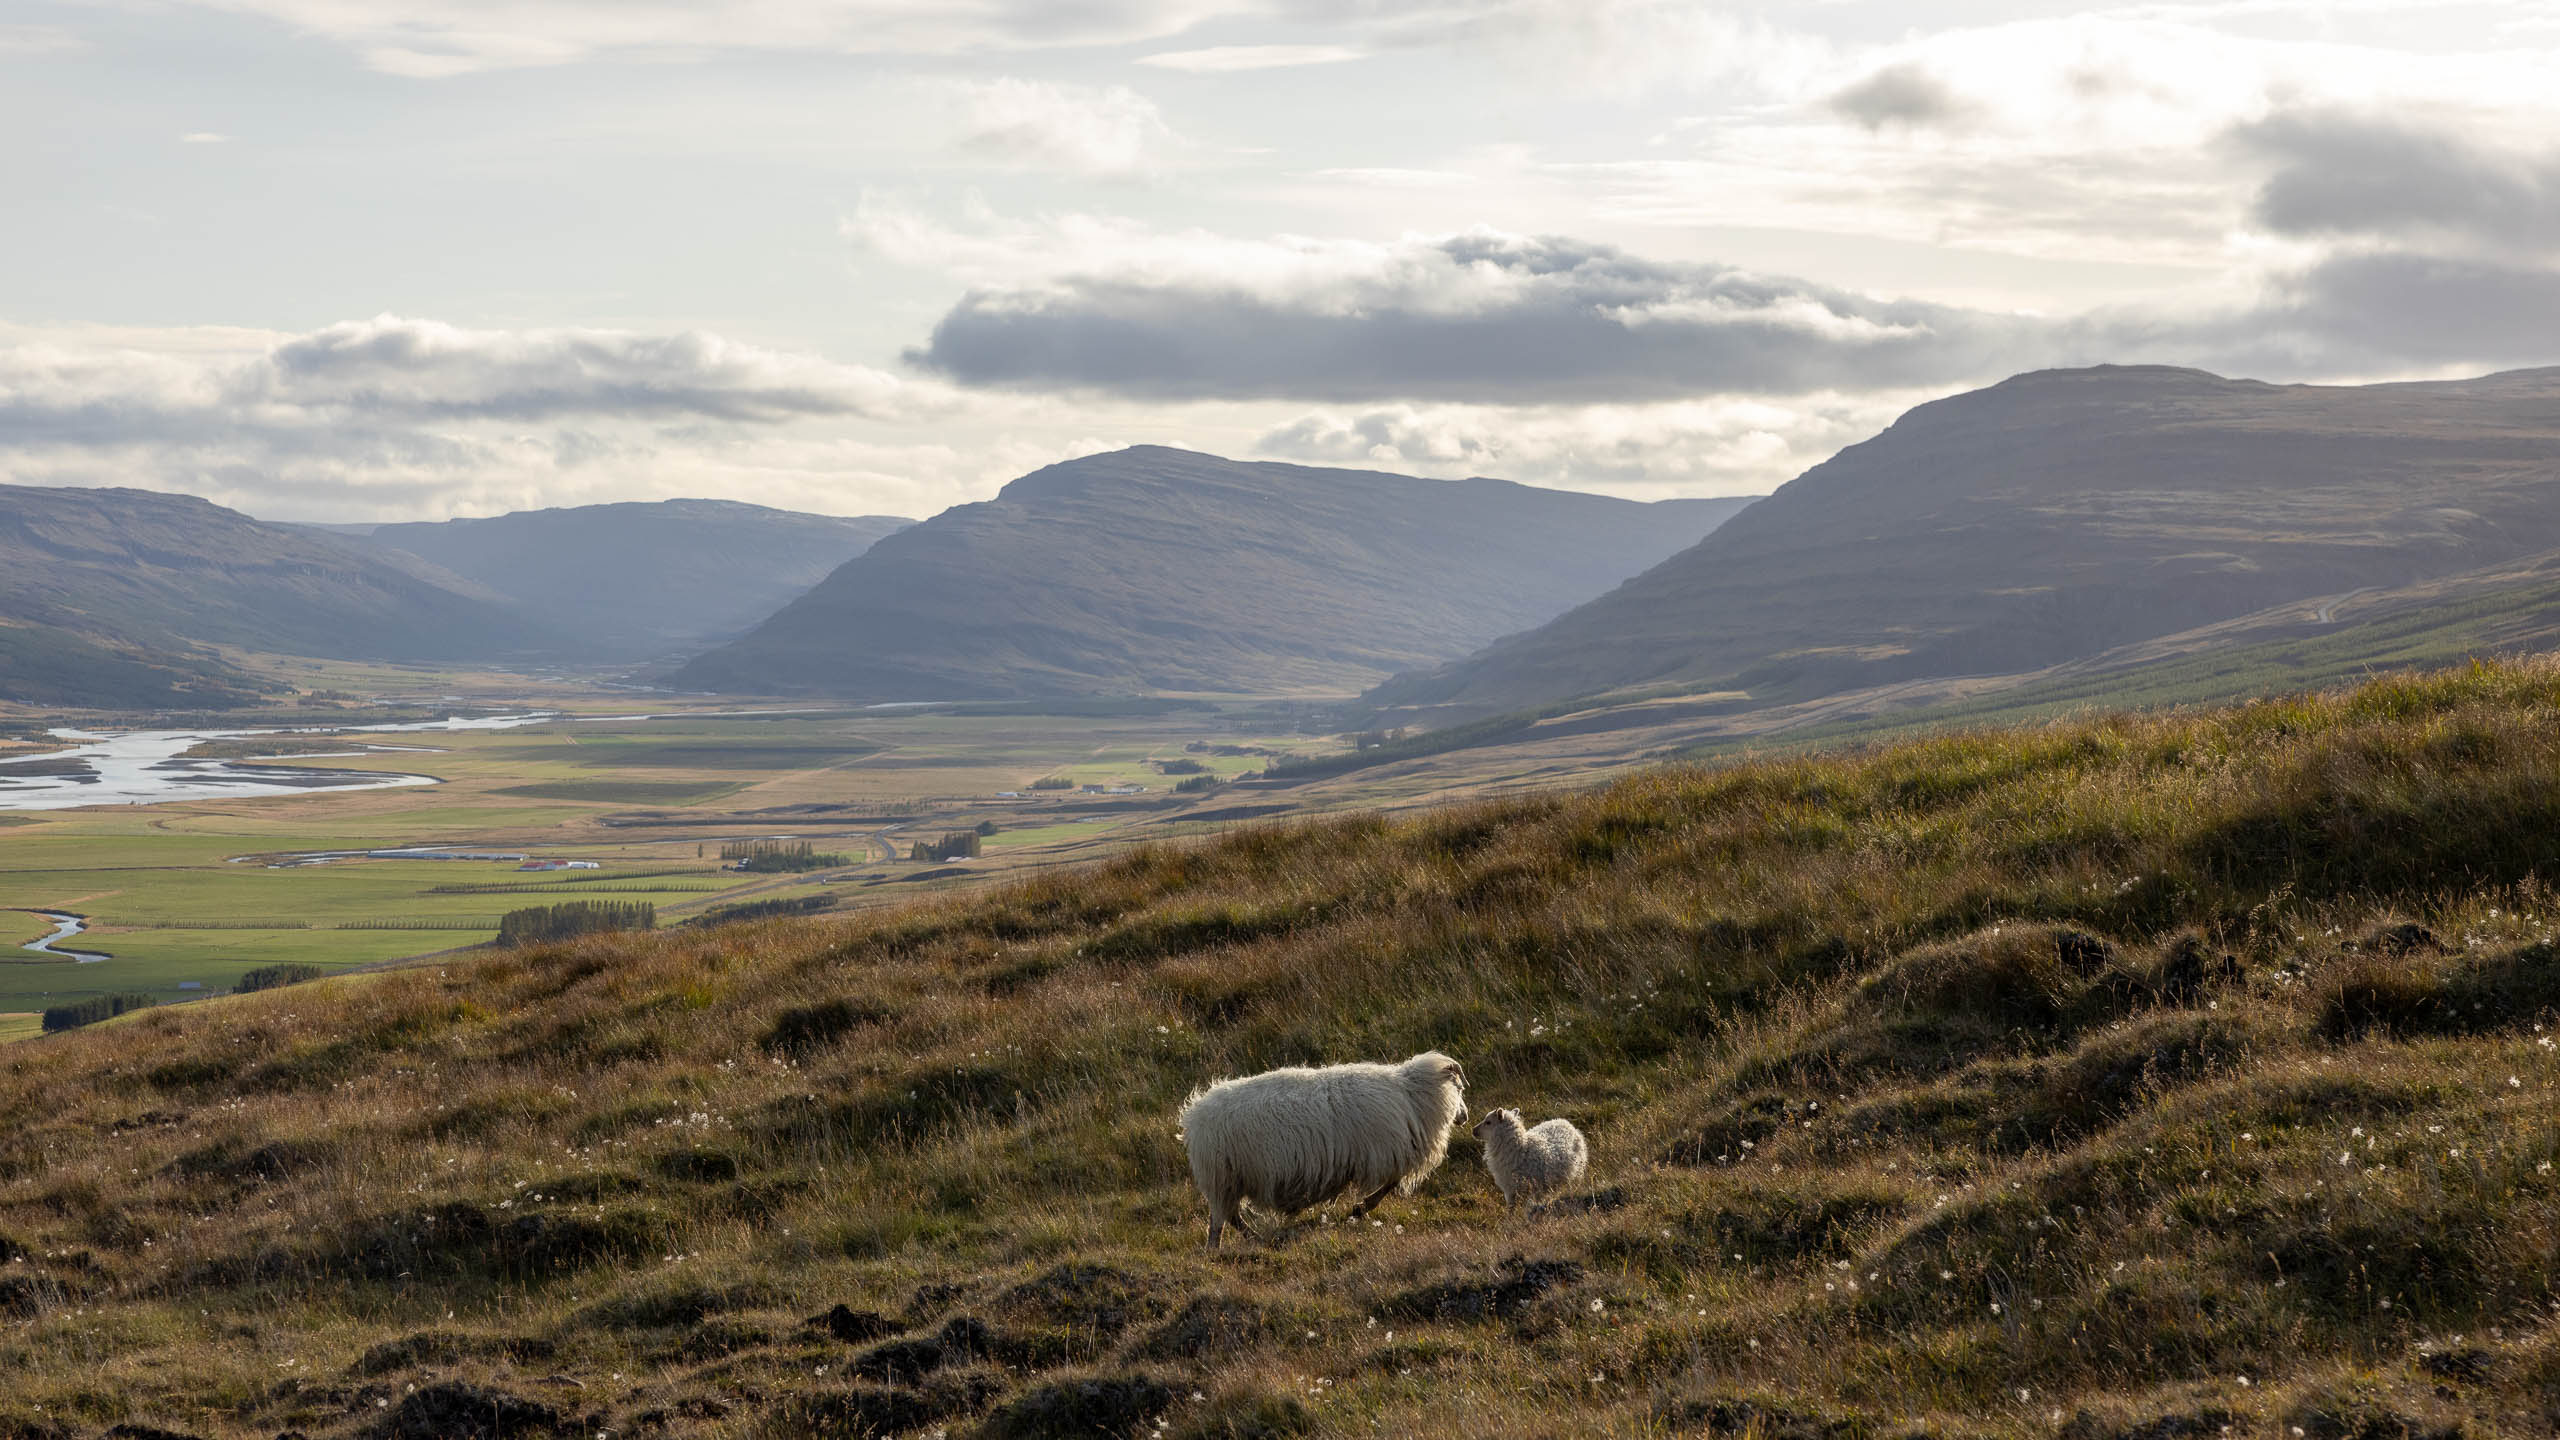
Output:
[4, 1, 2559, 522]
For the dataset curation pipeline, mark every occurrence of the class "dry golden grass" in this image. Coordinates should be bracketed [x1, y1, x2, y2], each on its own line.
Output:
[9, 659, 2560, 1437]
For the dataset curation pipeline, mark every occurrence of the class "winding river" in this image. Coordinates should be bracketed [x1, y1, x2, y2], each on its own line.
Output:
[18, 912, 107, 963]
[0, 713, 556, 812]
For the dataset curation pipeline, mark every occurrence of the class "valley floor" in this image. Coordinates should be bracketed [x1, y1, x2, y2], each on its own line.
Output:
[0, 661, 1346, 1023]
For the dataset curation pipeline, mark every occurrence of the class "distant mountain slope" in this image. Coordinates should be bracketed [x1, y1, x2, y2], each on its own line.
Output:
[1371, 365, 2560, 713]
[350, 500, 912, 661]
[1756, 545, 2560, 750]
[0, 484, 558, 707]
[670, 447, 1756, 699]
[0, 620, 279, 710]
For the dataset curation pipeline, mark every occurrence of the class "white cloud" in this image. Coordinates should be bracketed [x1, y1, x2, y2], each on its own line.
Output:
[187, 0, 1239, 74]
[1309, 167, 1473, 188]
[178, 132, 233, 144]
[1581, 14, 2560, 271]
[1255, 393, 1916, 496]
[175, 0, 1475, 74]
[949, 79, 1179, 178]
[0, 24, 83, 55]
[1137, 44, 1368, 72]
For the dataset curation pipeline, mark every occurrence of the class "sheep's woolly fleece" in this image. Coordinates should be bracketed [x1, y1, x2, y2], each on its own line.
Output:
[1177, 1051, 1468, 1246]
[1472, 1108, 1589, 1210]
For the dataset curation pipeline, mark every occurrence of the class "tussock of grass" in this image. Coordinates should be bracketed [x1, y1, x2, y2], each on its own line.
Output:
[10, 660, 2560, 1434]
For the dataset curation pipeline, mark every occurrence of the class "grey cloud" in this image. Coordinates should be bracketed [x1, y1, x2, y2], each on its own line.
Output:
[0, 317, 917, 518]
[2250, 251, 2560, 367]
[904, 155, 2560, 406]
[1826, 62, 1977, 131]
[2, 319, 897, 458]
[248, 317, 896, 422]
[906, 234, 2053, 403]
[2234, 109, 2560, 254]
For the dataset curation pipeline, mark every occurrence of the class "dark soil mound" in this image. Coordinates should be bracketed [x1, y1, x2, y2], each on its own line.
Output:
[807, 1303, 904, 1344]
[978, 1375, 1175, 1439]
[377, 1382, 566, 1440]
[1383, 1256, 1584, 1323]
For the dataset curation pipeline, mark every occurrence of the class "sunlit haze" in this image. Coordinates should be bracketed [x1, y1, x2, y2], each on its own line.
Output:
[7, 0, 2558, 519]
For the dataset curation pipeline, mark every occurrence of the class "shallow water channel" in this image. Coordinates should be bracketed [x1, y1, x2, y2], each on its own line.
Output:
[0, 713, 555, 812]
[18, 911, 107, 963]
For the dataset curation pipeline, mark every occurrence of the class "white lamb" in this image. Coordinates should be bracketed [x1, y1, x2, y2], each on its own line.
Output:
[1470, 1108, 1588, 1214]
[1177, 1051, 1469, 1247]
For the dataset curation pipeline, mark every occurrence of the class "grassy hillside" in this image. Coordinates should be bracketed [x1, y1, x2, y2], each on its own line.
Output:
[1681, 558, 2560, 760]
[10, 661, 2560, 1436]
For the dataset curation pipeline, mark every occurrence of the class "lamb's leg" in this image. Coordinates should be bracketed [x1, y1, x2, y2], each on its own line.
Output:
[1228, 1212, 1258, 1241]
[1348, 1181, 1399, 1219]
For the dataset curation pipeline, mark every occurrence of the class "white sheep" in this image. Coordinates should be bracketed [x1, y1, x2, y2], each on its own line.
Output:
[1177, 1051, 1469, 1247]
[1470, 1108, 1587, 1214]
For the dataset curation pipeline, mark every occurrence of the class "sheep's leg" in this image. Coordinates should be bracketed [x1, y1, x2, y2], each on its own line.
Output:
[1227, 1212, 1258, 1240]
[1347, 1180, 1399, 1219]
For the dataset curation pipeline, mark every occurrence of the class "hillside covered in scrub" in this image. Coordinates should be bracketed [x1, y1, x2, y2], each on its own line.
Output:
[12, 661, 2560, 1437]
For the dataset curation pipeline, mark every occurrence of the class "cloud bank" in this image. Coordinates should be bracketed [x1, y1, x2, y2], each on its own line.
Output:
[879, 103, 2560, 406]
[0, 317, 958, 520]
[902, 229, 2053, 403]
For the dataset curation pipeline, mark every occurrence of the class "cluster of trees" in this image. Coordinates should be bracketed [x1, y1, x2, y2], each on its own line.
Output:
[720, 839, 851, 873]
[1155, 758, 1207, 775]
[1174, 773, 1221, 793]
[1028, 776, 1074, 790]
[497, 900, 654, 946]
[687, 894, 836, 928]
[910, 831, 983, 862]
[42, 992, 154, 1032]
[236, 963, 327, 993]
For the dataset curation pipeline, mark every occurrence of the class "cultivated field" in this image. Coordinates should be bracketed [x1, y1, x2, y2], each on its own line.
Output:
[0, 666, 1339, 1028]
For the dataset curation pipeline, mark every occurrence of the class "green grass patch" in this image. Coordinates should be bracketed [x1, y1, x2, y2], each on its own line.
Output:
[495, 780, 746, 804]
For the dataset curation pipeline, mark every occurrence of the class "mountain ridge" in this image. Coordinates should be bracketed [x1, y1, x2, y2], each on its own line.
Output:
[0, 483, 561, 707]
[349, 498, 912, 662]
[1369, 363, 2560, 714]
[671, 445, 1757, 699]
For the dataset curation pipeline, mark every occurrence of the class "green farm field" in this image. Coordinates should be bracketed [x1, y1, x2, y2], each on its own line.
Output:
[0, 674, 1347, 1026]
